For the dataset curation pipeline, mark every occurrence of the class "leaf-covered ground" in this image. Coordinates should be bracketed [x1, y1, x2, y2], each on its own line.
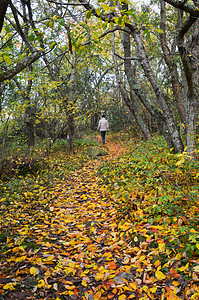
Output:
[0, 134, 199, 300]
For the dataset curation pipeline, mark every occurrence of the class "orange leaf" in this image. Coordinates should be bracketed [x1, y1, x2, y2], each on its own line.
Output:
[108, 262, 117, 269]
[167, 295, 181, 300]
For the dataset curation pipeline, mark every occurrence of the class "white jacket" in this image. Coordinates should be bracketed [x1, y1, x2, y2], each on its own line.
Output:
[97, 117, 109, 131]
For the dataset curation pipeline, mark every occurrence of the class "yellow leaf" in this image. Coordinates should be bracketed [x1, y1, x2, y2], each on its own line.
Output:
[95, 273, 104, 281]
[193, 265, 199, 273]
[82, 279, 87, 287]
[70, 240, 76, 246]
[96, 8, 101, 16]
[68, 261, 76, 268]
[101, 3, 112, 12]
[155, 270, 166, 280]
[178, 262, 189, 272]
[37, 279, 45, 288]
[154, 260, 161, 268]
[118, 295, 126, 300]
[30, 267, 37, 276]
[15, 255, 26, 262]
[174, 253, 182, 260]
[44, 255, 55, 261]
[158, 241, 165, 252]
[65, 267, 74, 274]
[45, 242, 51, 247]
[129, 282, 137, 290]
[172, 281, 179, 287]
[3, 54, 12, 64]
[142, 285, 148, 292]
[196, 244, 199, 249]
[3, 282, 15, 290]
[190, 293, 199, 300]
[123, 256, 130, 264]
[149, 286, 157, 293]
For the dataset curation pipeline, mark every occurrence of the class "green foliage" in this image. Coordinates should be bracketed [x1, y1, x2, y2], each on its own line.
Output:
[74, 137, 101, 148]
[97, 135, 199, 258]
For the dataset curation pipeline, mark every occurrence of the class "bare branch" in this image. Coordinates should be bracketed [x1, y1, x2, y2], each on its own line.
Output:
[40, 50, 70, 71]
[0, 32, 18, 50]
[46, 0, 88, 6]
[114, 52, 139, 61]
[163, 0, 199, 16]
[178, 14, 197, 38]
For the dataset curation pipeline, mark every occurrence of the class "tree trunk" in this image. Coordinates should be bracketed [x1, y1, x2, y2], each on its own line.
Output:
[160, 0, 185, 125]
[185, 19, 199, 159]
[112, 32, 151, 140]
[129, 27, 184, 152]
[0, 83, 5, 112]
[0, 0, 9, 33]
[118, 2, 184, 152]
[67, 54, 76, 153]
[177, 13, 199, 159]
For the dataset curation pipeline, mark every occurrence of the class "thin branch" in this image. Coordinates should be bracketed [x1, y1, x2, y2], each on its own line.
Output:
[114, 52, 139, 61]
[40, 50, 70, 71]
[46, 0, 88, 5]
[100, 26, 122, 38]
[0, 31, 18, 50]
[94, 63, 123, 90]
[6, 8, 36, 52]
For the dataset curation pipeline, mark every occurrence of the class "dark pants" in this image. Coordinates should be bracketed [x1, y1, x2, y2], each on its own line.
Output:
[101, 131, 106, 144]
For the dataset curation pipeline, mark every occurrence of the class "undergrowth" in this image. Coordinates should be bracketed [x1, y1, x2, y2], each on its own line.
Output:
[97, 135, 199, 258]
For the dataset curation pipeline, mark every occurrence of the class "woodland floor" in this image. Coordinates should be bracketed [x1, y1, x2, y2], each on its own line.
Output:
[0, 135, 199, 300]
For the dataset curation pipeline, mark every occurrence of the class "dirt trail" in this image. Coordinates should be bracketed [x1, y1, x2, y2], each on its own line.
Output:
[48, 141, 133, 299]
[0, 140, 135, 300]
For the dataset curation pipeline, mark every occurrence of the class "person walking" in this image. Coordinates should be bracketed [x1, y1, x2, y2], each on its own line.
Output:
[97, 114, 109, 144]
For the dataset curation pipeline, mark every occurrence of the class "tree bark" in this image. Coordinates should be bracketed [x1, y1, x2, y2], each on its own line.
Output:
[0, 51, 42, 83]
[113, 31, 151, 140]
[176, 13, 199, 159]
[127, 23, 184, 152]
[0, 0, 9, 33]
[163, 0, 199, 16]
[67, 53, 76, 153]
[160, 0, 185, 125]
[121, 3, 184, 152]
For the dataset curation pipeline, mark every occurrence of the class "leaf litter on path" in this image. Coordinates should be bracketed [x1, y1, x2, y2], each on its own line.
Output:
[0, 138, 199, 299]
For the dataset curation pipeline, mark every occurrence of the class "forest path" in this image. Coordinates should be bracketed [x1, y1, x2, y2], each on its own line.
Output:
[1, 138, 139, 300]
[48, 138, 135, 299]
[1, 136, 199, 299]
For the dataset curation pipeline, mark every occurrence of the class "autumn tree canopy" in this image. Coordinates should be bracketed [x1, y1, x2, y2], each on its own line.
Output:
[0, 0, 198, 157]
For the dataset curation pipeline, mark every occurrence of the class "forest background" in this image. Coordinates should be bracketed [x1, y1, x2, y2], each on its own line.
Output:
[0, 0, 199, 299]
